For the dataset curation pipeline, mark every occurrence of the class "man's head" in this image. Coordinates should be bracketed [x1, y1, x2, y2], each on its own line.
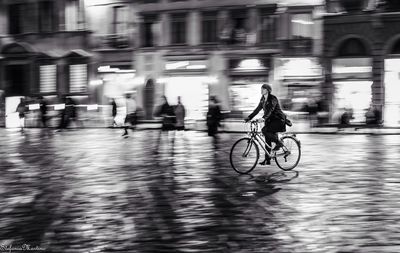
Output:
[161, 95, 167, 104]
[261, 83, 272, 95]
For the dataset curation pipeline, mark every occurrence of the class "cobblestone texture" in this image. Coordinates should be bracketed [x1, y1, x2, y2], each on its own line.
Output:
[1, 129, 400, 253]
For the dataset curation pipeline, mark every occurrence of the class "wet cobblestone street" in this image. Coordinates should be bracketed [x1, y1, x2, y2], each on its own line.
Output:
[1, 128, 400, 253]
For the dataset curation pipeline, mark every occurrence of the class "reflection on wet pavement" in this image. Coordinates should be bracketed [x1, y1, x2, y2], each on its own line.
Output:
[1, 129, 400, 252]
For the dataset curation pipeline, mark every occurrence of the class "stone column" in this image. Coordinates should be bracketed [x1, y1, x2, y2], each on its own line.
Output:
[247, 8, 258, 45]
[372, 46, 384, 122]
[160, 13, 170, 46]
[322, 56, 334, 122]
[57, 59, 68, 96]
[188, 11, 200, 46]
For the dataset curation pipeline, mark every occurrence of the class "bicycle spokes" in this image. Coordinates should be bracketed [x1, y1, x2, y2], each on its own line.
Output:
[274, 136, 301, 171]
[230, 138, 259, 174]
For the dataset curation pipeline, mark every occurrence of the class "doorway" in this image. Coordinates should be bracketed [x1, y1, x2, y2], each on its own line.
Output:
[5, 64, 29, 96]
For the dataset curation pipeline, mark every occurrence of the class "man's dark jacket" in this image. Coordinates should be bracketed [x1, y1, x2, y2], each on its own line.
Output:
[247, 94, 286, 132]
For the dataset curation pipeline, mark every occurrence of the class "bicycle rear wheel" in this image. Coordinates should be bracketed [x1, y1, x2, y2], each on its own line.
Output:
[274, 136, 301, 171]
[230, 137, 259, 174]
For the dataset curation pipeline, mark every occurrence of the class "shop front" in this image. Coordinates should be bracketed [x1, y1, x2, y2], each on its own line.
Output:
[276, 57, 323, 113]
[331, 57, 373, 124]
[159, 60, 213, 120]
[227, 57, 271, 118]
[1, 43, 36, 128]
[98, 64, 138, 99]
[96, 64, 143, 125]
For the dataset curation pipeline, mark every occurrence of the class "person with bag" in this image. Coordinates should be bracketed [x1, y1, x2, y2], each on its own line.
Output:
[245, 83, 290, 165]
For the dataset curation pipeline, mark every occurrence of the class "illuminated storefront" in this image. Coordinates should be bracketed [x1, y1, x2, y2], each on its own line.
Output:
[98, 65, 139, 98]
[331, 58, 373, 123]
[160, 60, 212, 120]
[276, 57, 323, 112]
[228, 58, 271, 117]
[384, 58, 400, 126]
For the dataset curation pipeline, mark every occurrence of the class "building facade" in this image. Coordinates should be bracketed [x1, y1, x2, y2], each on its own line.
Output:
[131, 0, 324, 121]
[0, 0, 323, 127]
[324, 0, 400, 126]
[0, 0, 94, 127]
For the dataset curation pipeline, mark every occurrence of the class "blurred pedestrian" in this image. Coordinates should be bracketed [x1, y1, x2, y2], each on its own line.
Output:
[16, 98, 27, 132]
[173, 96, 189, 147]
[110, 98, 117, 127]
[122, 93, 137, 137]
[306, 97, 318, 128]
[340, 108, 353, 126]
[154, 96, 176, 153]
[365, 103, 381, 125]
[174, 96, 186, 131]
[58, 97, 78, 131]
[207, 96, 222, 151]
[38, 96, 48, 128]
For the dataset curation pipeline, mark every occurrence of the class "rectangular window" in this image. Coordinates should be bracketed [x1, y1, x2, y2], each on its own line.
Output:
[8, 3, 37, 34]
[40, 65, 57, 93]
[8, 4, 22, 34]
[290, 13, 313, 40]
[259, 8, 276, 43]
[66, 0, 84, 31]
[142, 15, 157, 47]
[112, 6, 128, 34]
[230, 10, 248, 44]
[171, 13, 186, 45]
[202, 12, 217, 43]
[39, 1, 55, 33]
[69, 64, 87, 93]
[23, 3, 38, 33]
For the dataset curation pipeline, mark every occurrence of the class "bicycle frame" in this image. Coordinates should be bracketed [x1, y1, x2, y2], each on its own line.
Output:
[246, 121, 288, 159]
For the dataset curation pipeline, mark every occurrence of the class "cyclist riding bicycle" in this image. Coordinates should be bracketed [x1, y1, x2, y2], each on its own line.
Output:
[245, 83, 288, 166]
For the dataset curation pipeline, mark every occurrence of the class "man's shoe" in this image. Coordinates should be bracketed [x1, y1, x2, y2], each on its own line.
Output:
[259, 159, 271, 165]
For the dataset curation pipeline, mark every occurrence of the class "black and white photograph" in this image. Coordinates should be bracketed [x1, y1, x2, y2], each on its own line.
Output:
[0, 0, 400, 252]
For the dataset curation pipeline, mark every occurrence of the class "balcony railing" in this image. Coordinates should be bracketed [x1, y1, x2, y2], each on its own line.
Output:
[91, 34, 134, 50]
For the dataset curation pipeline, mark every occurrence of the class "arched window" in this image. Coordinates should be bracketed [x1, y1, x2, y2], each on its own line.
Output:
[337, 38, 369, 57]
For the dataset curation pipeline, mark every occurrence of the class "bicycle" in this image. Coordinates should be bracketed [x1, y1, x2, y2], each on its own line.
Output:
[230, 119, 301, 174]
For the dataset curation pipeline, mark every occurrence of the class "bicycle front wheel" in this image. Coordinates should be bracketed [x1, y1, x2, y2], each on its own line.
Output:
[230, 138, 259, 174]
[274, 136, 301, 171]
